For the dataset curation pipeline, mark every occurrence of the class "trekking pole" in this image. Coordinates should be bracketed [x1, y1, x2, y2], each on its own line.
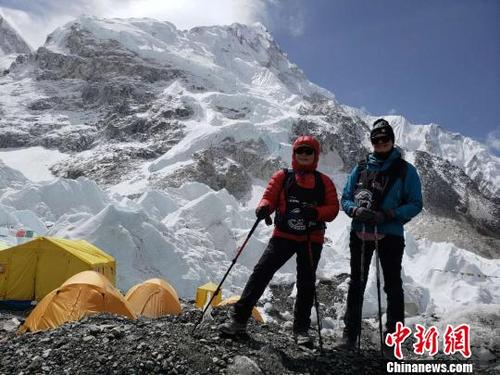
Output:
[192, 217, 262, 335]
[374, 225, 384, 357]
[306, 225, 323, 353]
[357, 223, 366, 353]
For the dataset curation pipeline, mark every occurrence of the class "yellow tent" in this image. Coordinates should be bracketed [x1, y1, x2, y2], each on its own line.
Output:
[195, 281, 222, 308]
[216, 295, 264, 322]
[125, 278, 182, 318]
[0, 237, 115, 302]
[19, 271, 136, 333]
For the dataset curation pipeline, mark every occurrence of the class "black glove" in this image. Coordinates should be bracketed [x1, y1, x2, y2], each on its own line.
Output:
[255, 205, 270, 220]
[354, 207, 375, 222]
[302, 206, 318, 221]
[368, 211, 386, 225]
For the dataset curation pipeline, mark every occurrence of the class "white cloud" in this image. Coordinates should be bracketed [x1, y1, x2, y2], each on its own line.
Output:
[0, 0, 273, 49]
[262, 0, 305, 37]
[388, 108, 398, 115]
[486, 129, 500, 153]
[286, 14, 305, 37]
[107, 0, 266, 30]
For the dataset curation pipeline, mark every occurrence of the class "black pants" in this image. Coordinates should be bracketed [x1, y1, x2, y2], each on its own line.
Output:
[233, 237, 322, 333]
[344, 231, 405, 338]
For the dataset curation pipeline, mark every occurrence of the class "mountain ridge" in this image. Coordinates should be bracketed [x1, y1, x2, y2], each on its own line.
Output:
[0, 14, 32, 70]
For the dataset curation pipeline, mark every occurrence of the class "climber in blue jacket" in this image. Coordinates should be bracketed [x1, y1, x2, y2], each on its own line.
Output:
[339, 118, 423, 351]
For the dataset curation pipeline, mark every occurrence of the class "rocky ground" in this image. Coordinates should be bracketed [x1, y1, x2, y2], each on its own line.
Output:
[0, 309, 387, 375]
[0, 280, 496, 374]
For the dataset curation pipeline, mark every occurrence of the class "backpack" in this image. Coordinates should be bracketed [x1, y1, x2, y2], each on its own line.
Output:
[274, 169, 326, 235]
[354, 156, 408, 210]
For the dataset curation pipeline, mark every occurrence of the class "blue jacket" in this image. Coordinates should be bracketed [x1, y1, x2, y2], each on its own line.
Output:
[341, 148, 423, 237]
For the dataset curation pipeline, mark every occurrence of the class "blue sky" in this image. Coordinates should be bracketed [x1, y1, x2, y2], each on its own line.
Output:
[1, 0, 499, 153]
[265, 0, 500, 152]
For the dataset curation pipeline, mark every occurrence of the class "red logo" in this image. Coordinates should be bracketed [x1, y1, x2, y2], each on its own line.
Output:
[413, 324, 439, 356]
[443, 324, 471, 358]
[384, 322, 472, 359]
[385, 322, 412, 360]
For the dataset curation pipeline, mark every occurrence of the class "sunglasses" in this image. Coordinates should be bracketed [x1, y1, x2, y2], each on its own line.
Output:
[371, 135, 392, 144]
[295, 147, 315, 155]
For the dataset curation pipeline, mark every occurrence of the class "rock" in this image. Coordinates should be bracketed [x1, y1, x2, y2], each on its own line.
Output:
[477, 346, 496, 363]
[491, 329, 500, 350]
[2, 317, 20, 332]
[226, 356, 262, 375]
[322, 317, 336, 330]
[111, 327, 125, 338]
[0, 129, 31, 148]
[156, 137, 282, 200]
[27, 355, 43, 371]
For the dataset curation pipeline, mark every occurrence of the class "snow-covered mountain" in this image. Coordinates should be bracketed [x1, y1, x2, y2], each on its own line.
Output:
[0, 15, 32, 71]
[377, 115, 499, 199]
[0, 17, 498, 364]
[0, 12, 497, 261]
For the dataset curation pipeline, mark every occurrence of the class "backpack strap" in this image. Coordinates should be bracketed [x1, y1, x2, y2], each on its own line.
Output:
[281, 168, 293, 215]
[356, 156, 369, 187]
[389, 158, 408, 203]
[282, 168, 294, 190]
[313, 171, 326, 205]
[383, 158, 408, 200]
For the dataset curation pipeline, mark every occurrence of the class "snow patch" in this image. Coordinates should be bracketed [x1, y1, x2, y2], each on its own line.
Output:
[0, 147, 68, 182]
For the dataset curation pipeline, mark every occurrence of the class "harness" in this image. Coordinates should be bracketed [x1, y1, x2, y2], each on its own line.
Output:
[274, 169, 326, 235]
[354, 156, 408, 210]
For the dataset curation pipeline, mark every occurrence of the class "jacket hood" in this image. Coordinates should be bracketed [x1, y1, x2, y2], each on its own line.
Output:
[292, 135, 320, 172]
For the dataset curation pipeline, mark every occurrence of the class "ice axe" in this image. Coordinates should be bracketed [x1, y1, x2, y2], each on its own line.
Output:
[192, 217, 263, 335]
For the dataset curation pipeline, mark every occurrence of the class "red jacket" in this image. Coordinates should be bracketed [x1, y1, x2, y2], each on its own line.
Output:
[258, 136, 339, 244]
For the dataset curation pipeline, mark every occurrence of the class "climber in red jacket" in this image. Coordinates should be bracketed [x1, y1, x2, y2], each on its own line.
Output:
[219, 135, 339, 345]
